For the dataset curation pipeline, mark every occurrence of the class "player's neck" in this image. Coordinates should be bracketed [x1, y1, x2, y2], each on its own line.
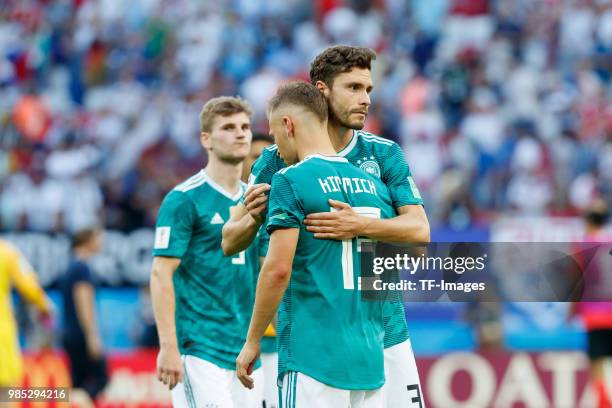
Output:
[204, 156, 242, 196]
[327, 119, 353, 153]
[297, 128, 337, 162]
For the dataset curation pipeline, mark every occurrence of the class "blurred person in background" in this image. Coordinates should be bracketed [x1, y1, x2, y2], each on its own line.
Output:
[0, 239, 51, 386]
[62, 169, 104, 234]
[11, 161, 65, 233]
[0, 159, 65, 233]
[1, 0, 610, 231]
[569, 198, 612, 408]
[60, 227, 107, 406]
[150, 96, 264, 407]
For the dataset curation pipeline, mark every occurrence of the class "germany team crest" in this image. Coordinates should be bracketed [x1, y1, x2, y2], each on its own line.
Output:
[357, 156, 381, 178]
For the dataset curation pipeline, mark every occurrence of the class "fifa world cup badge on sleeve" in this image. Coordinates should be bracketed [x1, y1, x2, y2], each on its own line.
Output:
[154, 227, 171, 249]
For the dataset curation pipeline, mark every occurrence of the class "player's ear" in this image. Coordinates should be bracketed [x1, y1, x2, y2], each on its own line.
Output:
[315, 80, 330, 98]
[282, 116, 294, 138]
[200, 132, 212, 150]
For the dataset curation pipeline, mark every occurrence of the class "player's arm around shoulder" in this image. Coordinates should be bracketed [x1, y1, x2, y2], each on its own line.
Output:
[382, 140, 430, 244]
[380, 203, 430, 244]
[304, 140, 430, 243]
[361, 140, 430, 244]
[304, 201, 430, 243]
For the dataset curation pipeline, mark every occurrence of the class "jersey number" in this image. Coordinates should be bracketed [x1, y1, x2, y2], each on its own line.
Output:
[340, 206, 381, 289]
[232, 251, 245, 265]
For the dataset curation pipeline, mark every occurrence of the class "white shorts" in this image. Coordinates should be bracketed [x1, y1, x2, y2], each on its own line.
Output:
[261, 352, 278, 408]
[279, 371, 383, 408]
[172, 355, 264, 408]
[383, 339, 425, 408]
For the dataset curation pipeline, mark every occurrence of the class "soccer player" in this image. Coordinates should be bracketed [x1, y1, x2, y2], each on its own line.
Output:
[0, 239, 51, 386]
[150, 96, 263, 407]
[224, 46, 429, 406]
[236, 81, 393, 407]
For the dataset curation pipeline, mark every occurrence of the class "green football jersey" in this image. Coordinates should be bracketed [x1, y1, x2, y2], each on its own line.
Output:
[267, 154, 395, 390]
[248, 131, 423, 348]
[152, 170, 260, 370]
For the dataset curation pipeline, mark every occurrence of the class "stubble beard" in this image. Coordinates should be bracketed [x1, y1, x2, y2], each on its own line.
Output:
[329, 100, 365, 131]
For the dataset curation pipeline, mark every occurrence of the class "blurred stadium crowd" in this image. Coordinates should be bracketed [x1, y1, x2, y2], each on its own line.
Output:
[0, 0, 611, 234]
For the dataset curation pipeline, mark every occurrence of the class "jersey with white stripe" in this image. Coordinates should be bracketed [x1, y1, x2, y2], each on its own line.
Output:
[153, 170, 261, 370]
[267, 155, 394, 389]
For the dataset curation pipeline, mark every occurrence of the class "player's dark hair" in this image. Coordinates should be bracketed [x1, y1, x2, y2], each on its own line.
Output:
[71, 227, 101, 249]
[200, 96, 253, 133]
[309, 45, 376, 87]
[268, 82, 328, 123]
[252, 133, 273, 144]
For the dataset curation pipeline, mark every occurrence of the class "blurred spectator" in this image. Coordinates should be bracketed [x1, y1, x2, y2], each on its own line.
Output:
[60, 227, 108, 403]
[62, 171, 104, 233]
[0, 0, 610, 233]
[12, 94, 52, 143]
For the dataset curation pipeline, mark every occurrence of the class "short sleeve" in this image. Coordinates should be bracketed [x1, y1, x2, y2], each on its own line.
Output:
[72, 262, 93, 284]
[381, 142, 424, 208]
[266, 173, 304, 234]
[152, 191, 196, 258]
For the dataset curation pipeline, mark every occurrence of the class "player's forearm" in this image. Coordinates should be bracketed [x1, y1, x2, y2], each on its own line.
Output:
[221, 213, 261, 256]
[150, 267, 178, 348]
[245, 265, 290, 344]
[361, 212, 430, 244]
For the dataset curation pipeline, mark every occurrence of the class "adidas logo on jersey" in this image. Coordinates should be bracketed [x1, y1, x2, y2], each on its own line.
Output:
[210, 213, 225, 224]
